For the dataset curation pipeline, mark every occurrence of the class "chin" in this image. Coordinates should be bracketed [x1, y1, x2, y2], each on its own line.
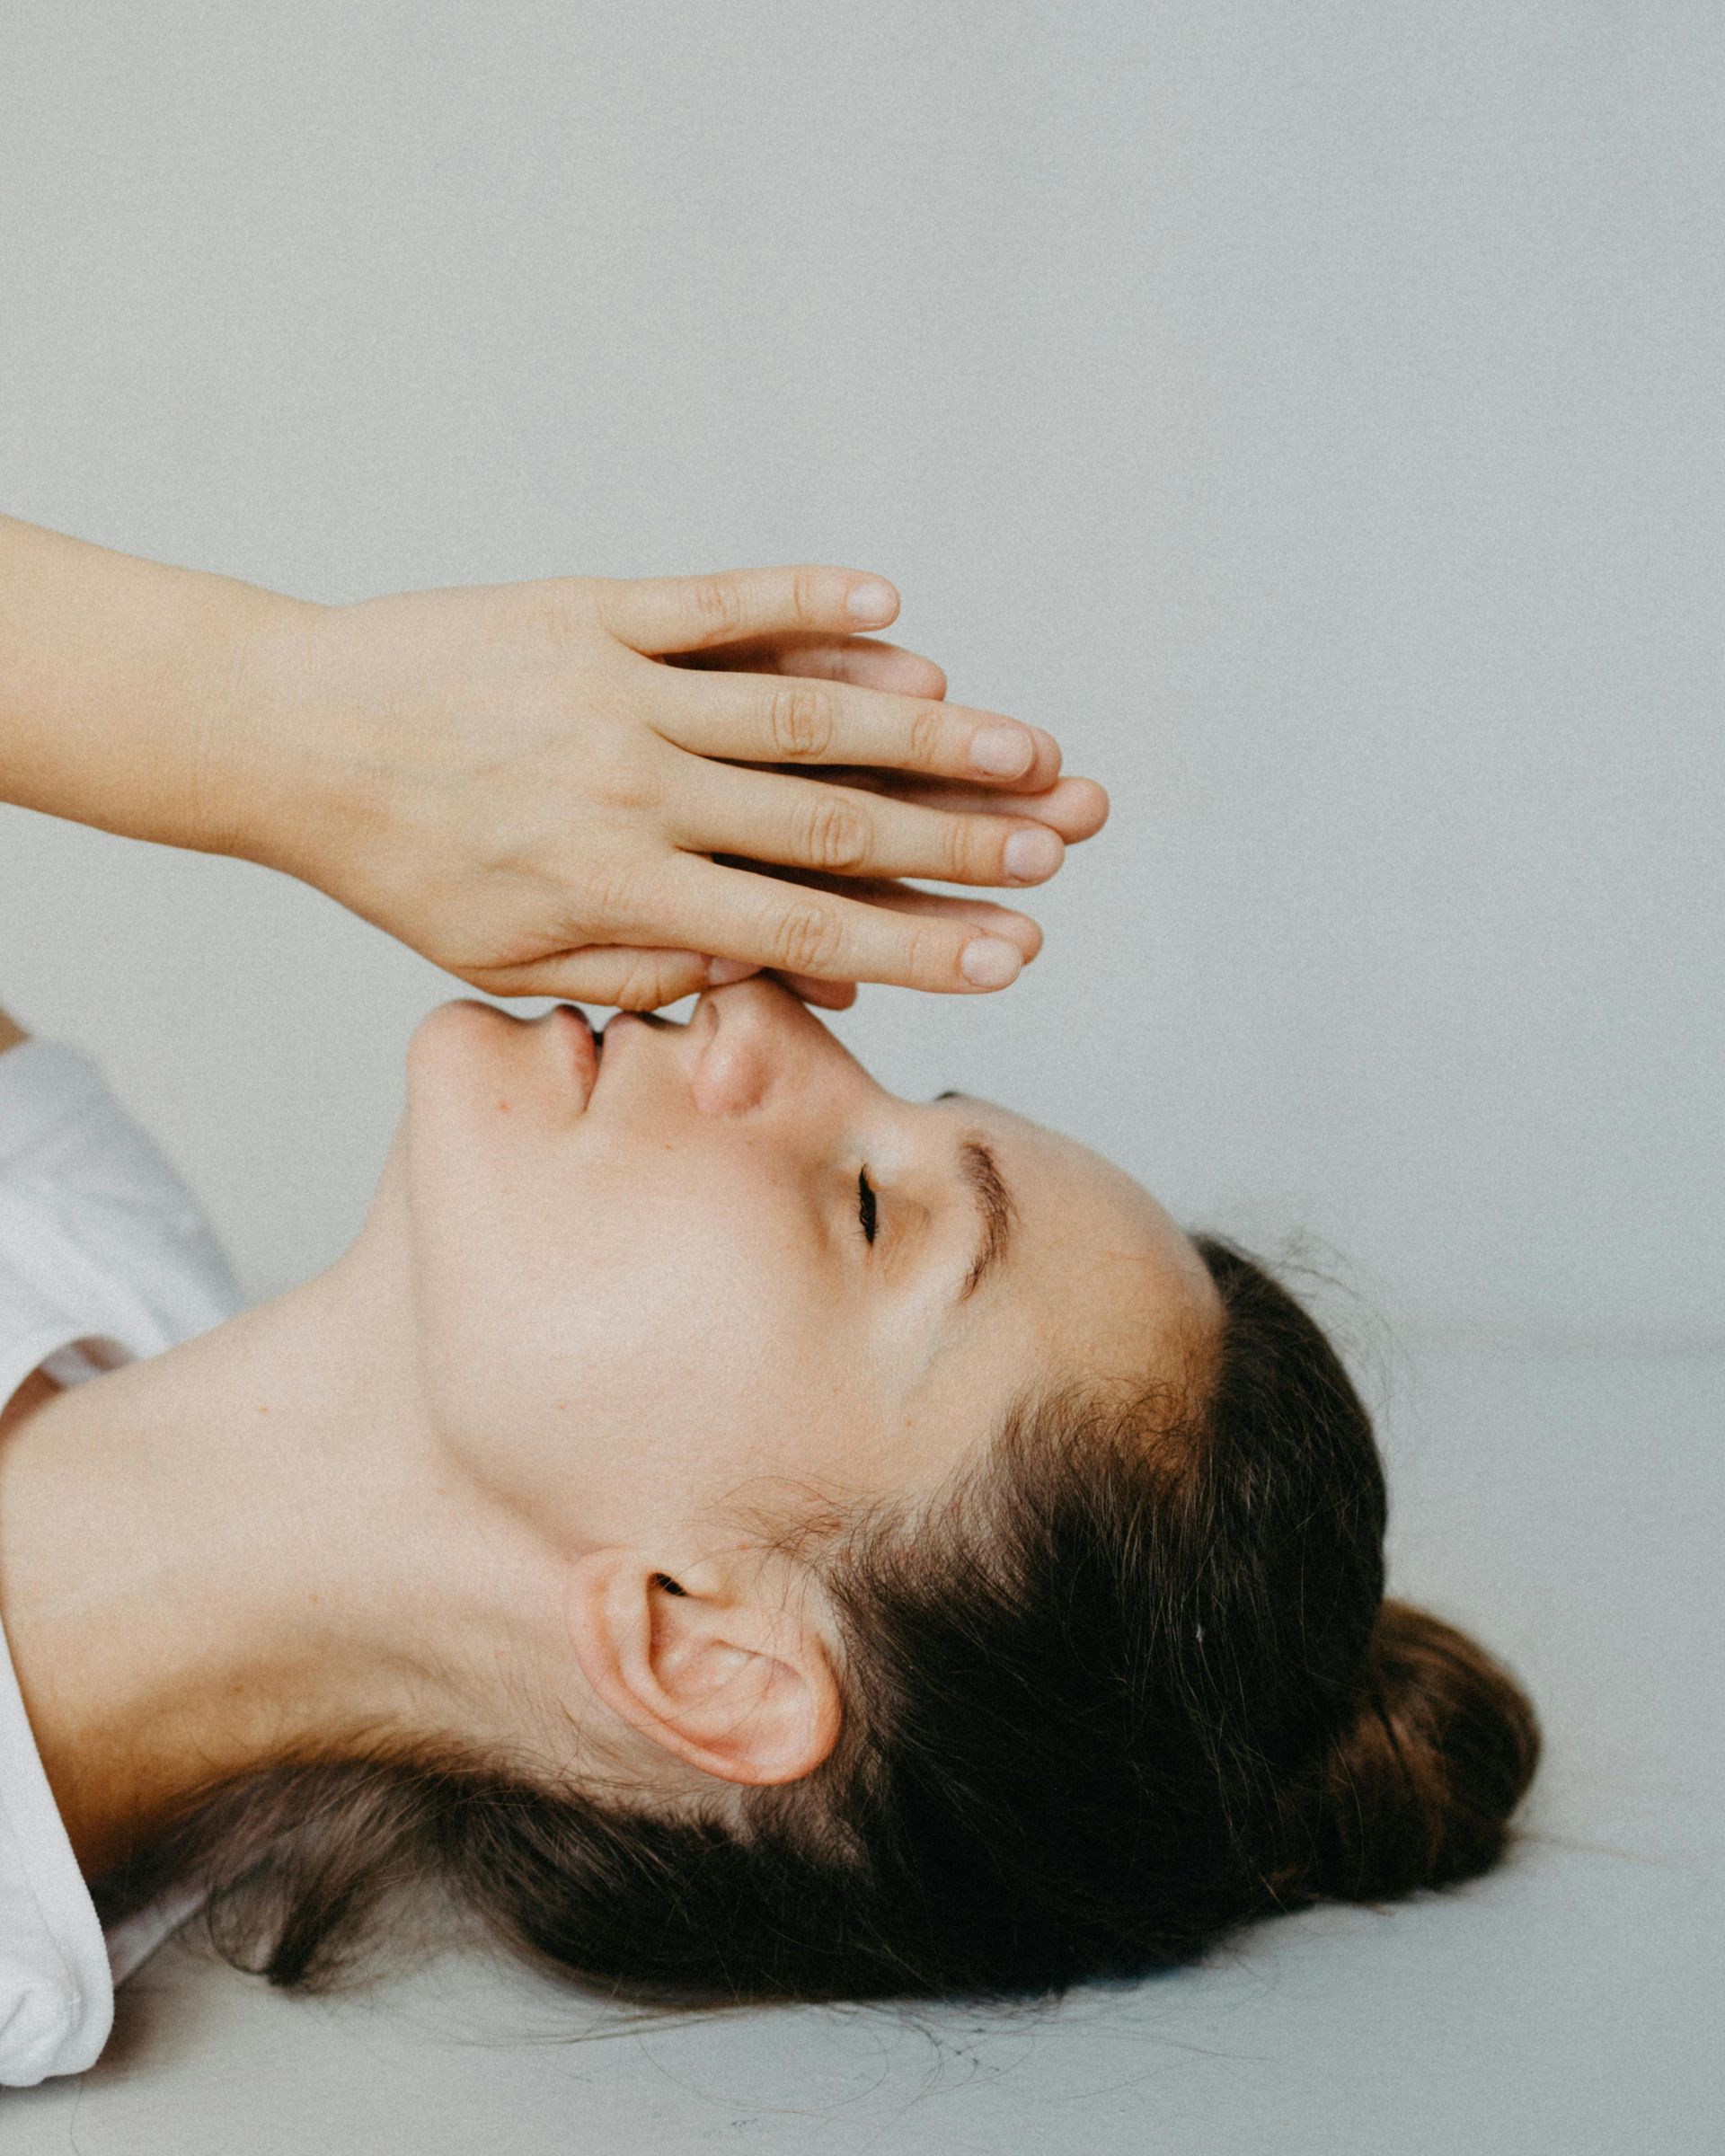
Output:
[411, 994, 518, 1048]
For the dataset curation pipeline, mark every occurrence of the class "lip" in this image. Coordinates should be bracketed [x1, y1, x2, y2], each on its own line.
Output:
[553, 1003, 600, 1108]
[589, 1007, 694, 1100]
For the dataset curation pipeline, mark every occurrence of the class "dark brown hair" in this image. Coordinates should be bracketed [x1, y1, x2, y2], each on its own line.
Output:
[96, 1234, 1540, 2001]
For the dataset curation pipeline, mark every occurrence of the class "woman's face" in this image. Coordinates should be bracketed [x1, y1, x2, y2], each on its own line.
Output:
[394, 981, 1217, 1557]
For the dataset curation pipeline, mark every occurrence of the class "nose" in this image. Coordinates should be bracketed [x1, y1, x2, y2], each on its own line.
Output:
[688, 978, 830, 1118]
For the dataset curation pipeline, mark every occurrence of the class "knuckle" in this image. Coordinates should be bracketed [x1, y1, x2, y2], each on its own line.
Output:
[690, 575, 744, 637]
[580, 737, 658, 814]
[571, 858, 651, 937]
[613, 952, 682, 1010]
[898, 918, 945, 987]
[907, 701, 948, 769]
[501, 578, 587, 647]
[588, 578, 624, 637]
[943, 811, 992, 881]
[768, 685, 835, 759]
[767, 898, 844, 976]
[791, 566, 826, 625]
[803, 793, 873, 872]
[543, 576, 600, 641]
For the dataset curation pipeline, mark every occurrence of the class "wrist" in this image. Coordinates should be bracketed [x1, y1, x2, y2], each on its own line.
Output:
[0, 520, 330, 862]
[214, 589, 362, 883]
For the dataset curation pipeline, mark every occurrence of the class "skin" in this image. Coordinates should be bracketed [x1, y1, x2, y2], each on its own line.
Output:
[0, 518, 1110, 1006]
[0, 984, 1218, 1878]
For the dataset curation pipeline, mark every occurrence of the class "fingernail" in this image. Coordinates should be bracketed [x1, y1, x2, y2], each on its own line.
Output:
[960, 936, 1022, 988]
[970, 723, 1033, 778]
[1004, 827, 1063, 883]
[705, 958, 758, 985]
[846, 578, 897, 624]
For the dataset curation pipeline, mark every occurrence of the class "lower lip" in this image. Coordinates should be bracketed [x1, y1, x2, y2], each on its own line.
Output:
[556, 1004, 600, 1102]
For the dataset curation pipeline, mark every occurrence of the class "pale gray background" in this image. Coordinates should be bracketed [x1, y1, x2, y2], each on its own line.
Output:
[1, 3, 1721, 2151]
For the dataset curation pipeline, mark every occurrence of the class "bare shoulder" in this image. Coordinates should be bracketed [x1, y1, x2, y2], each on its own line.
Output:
[0, 1006, 28, 1056]
[0, 1364, 59, 1440]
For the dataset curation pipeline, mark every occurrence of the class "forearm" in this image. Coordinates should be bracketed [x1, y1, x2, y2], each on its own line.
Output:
[0, 516, 312, 861]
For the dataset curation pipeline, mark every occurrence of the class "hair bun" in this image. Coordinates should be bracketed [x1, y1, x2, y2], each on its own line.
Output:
[1302, 1599, 1540, 1903]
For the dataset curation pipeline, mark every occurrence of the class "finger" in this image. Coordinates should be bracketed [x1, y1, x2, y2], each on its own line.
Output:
[784, 642, 943, 696]
[736, 865, 1046, 965]
[597, 566, 899, 656]
[718, 868, 1045, 1002]
[742, 870, 1043, 1004]
[678, 764, 1067, 889]
[772, 971, 860, 1010]
[833, 771, 1110, 844]
[463, 940, 861, 1016]
[661, 670, 1060, 791]
[468, 946, 716, 1012]
[708, 955, 863, 1009]
[660, 856, 1030, 993]
[670, 635, 948, 702]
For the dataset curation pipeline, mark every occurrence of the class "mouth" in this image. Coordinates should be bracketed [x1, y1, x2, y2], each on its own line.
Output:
[557, 1003, 703, 1109]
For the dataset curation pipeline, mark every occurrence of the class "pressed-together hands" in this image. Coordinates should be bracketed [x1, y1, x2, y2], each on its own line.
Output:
[265, 566, 1108, 1008]
[0, 520, 1107, 1006]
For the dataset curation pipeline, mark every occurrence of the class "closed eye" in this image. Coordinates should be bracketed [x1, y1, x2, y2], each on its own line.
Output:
[857, 1167, 879, 1245]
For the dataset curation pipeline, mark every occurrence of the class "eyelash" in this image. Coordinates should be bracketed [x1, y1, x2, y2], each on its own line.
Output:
[856, 1167, 879, 1246]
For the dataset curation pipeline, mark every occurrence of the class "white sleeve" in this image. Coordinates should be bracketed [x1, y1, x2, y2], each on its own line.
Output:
[0, 1039, 246, 1371]
[0, 1038, 245, 2081]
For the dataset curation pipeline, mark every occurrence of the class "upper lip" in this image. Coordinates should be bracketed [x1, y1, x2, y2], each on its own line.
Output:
[586, 1005, 694, 1105]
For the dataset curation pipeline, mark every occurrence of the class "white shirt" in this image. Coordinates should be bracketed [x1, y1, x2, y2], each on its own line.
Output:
[0, 1038, 244, 2087]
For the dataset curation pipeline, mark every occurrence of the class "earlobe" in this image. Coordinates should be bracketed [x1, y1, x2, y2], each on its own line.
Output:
[565, 1548, 841, 1789]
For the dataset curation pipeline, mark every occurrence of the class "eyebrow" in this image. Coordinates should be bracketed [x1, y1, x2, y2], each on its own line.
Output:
[934, 1093, 1018, 1304]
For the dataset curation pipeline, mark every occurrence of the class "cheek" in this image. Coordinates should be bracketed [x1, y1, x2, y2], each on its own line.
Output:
[545, 1200, 834, 1462]
[408, 1138, 852, 1507]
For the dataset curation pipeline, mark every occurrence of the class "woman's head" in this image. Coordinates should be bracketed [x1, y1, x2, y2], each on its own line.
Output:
[386, 979, 1222, 1798]
[100, 984, 1539, 2001]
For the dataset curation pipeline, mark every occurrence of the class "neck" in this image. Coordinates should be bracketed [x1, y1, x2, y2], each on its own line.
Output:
[0, 1233, 575, 1881]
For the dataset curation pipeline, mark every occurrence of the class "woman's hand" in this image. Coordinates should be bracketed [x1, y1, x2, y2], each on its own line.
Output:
[250, 567, 1109, 1008]
[0, 520, 1104, 1008]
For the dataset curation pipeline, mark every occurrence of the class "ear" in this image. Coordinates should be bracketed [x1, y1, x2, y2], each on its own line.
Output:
[564, 1548, 841, 1788]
